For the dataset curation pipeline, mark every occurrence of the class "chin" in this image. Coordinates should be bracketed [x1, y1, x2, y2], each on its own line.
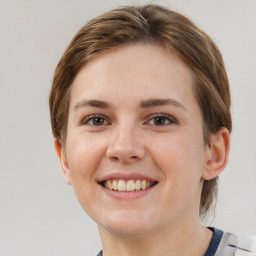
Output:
[97, 210, 157, 238]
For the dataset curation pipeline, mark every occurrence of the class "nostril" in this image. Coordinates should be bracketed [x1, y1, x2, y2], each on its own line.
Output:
[106, 140, 146, 162]
[109, 156, 119, 162]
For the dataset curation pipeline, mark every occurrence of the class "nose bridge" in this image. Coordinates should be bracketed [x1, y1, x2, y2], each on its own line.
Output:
[106, 119, 145, 162]
[115, 123, 138, 147]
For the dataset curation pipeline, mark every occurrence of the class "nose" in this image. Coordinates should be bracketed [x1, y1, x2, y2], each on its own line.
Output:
[106, 125, 146, 163]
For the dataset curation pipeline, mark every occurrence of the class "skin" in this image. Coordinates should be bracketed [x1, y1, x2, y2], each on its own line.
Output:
[55, 44, 230, 256]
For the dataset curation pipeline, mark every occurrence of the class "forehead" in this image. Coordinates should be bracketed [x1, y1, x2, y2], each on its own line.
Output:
[69, 43, 196, 107]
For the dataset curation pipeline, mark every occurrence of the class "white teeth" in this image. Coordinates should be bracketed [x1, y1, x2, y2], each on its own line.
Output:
[112, 180, 118, 190]
[106, 180, 112, 190]
[103, 179, 154, 192]
[127, 180, 135, 191]
[118, 180, 126, 191]
[135, 180, 141, 190]
[142, 180, 147, 190]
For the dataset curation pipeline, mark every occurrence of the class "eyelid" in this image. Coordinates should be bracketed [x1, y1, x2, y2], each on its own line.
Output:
[80, 114, 110, 126]
[79, 113, 177, 126]
[146, 113, 177, 125]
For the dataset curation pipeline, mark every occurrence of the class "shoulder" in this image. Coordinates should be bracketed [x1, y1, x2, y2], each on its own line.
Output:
[216, 230, 256, 256]
[235, 234, 256, 255]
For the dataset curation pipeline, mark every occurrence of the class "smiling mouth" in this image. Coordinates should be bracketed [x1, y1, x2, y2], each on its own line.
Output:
[101, 179, 158, 192]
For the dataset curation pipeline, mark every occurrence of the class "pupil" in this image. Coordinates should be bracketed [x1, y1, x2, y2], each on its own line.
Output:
[93, 117, 104, 125]
[154, 117, 165, 125]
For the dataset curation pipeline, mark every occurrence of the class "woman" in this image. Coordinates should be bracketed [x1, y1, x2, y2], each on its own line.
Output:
[49, 4, 255, 256]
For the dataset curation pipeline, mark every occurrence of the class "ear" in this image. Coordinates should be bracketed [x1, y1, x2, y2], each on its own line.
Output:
[202, 127, 230, 180]
[54, 139, 72, 185]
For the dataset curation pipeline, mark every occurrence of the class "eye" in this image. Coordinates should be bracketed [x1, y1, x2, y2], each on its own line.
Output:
[147, 114, 176, 126]
[82, 115, 109, 126]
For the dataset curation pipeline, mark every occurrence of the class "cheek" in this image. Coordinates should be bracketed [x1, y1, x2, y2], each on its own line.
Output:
[150, 134, 204, 216]
[65, 133, 107, 194]
[150, 132, 205, 187]
[65, 135, 106, 216]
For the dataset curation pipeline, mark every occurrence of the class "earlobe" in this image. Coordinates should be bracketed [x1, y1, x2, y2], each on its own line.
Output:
[54, 139, 72, 185]
[202, 127, 230, 180]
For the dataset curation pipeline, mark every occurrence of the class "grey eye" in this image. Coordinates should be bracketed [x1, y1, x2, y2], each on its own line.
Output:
[153, 116, 169, 125]
[82, 115, 108, 126]
[148, 115, 175, 126]
[91, 117, 105, 126]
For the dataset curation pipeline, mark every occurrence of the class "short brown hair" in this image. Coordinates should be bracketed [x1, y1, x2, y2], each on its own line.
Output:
[49, 4, 232, 219]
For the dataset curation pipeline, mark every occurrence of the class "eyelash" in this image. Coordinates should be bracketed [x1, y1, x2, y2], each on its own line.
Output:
[81, 114, 109, 126]
[147, 113, 177, 126]
[81, 114, 177, 127]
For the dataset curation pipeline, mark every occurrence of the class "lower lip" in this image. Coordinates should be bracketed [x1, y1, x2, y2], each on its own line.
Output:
[99, 184, 157, 200]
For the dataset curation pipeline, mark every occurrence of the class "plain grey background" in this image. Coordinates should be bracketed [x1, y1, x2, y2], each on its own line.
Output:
[0, 0, 255, 255]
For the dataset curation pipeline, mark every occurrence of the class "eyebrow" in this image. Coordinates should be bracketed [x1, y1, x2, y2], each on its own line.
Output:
[73, 98, 186, 111]
[140, 98, 186, 110]
[74, 99, 113, 111]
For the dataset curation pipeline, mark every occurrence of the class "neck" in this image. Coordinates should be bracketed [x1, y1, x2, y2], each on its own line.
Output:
[98, 218, 213, 256]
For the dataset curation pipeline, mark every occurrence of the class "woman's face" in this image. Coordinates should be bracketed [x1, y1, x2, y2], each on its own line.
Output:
[58, 44, 211, 237]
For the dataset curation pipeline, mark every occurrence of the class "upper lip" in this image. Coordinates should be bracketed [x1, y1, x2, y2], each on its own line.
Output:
[97, 172, 158, 183]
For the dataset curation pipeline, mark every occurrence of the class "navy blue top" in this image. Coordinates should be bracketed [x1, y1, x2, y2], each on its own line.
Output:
[96, 250, 102, 256]
[96, 227, 223, 256]
[204, 227, 223, 256]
